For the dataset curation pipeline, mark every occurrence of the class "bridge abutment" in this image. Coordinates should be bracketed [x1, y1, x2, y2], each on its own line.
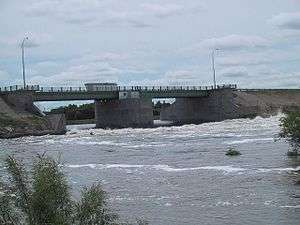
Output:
[160, 89, 238, 124]
[95, 98, 154, 128]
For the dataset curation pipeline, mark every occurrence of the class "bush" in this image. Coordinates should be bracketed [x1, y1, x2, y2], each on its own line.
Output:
[0, 155, 147, 225]
[279, 112, 300, 155]
[226, 147, 241, 156]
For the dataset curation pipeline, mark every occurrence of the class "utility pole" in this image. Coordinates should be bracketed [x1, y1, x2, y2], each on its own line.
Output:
[21, 37, 29, 89]
[211, 48, 220, 89]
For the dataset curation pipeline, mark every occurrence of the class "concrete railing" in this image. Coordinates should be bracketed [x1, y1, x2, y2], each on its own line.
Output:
[0, 84, 237, 93]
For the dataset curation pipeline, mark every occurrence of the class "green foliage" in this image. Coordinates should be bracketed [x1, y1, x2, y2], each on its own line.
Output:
[1, 155, 149, 225]
[30, 156, 73, 225]
[279, 112, 300, 154]
[6, 156, 32, 221]
[49, 103, 95, 121]
[0, 180, 20, 225]
[49, 101, 172, 121]
[74, 184, 118, 225]
[0, 113, 46, 129]
[226, 147, 241, 156]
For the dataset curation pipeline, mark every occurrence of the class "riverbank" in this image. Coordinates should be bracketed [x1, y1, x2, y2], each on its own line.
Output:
[0, 96, 66, 139]
[0, 113, 66, 139]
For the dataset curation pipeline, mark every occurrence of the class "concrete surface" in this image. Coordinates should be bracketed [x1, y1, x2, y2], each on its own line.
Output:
[95, 98, 154, 128]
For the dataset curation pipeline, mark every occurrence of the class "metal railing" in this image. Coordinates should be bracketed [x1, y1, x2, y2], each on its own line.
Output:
[0, 84, 237, 93]
[0, 85, 40, 92]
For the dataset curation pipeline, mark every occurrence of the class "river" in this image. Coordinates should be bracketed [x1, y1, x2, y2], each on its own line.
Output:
[0, 115, 299, 225]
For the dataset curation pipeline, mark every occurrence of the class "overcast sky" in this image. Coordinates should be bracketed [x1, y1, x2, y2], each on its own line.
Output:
[1, 0, 300, 88]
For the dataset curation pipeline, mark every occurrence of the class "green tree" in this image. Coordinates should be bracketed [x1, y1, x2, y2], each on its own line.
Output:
[1, 155, 147, 225]
[279, 112, 300, 155]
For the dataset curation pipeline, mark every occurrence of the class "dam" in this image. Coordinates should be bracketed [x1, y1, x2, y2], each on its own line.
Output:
[1, 84, 300, 130]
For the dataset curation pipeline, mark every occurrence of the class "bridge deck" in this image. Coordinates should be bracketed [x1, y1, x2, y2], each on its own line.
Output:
[0, 84, 237, 101]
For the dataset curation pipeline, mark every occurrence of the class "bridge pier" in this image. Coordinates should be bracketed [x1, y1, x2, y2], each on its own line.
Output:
[95, 98, 154, 129]
[160, 89, 238, 124]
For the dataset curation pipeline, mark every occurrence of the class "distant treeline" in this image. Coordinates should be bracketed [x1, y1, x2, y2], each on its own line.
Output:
[48, 101, 171, 121]
[48, 103, 95, 121]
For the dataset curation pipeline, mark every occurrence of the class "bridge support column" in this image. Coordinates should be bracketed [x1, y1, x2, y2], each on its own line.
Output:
[160, 89, 238, 124]
[95, 98, 154, 129]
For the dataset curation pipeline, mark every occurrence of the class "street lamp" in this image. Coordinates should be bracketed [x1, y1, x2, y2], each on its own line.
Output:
[21, 37, 29, 89]
[211, 48, 220, 89]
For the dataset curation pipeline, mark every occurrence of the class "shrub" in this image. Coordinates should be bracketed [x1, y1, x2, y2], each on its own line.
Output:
[279, 112, 300, 155]
[1, 155, 147, 225]
[226, 147, 241, 156]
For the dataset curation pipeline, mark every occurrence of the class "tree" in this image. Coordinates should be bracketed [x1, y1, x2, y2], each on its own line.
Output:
[279, 112, 300, 155]
[1, 155, 147, 225]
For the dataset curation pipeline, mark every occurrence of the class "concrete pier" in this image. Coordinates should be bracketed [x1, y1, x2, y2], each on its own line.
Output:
[160, 89, 238, 124]
[95, 98, 154, 128]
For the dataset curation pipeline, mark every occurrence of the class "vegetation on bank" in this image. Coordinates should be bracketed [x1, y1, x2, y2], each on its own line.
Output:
[49, 103, 95, 121]
[0, 155, 148, 225]
[0, 113, 46, 128]
[48, 101, 171, 122]
[279, 111, 300, 156]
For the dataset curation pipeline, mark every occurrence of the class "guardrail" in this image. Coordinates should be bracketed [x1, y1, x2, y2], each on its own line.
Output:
[0, 84, 237, 93]
[0, 85, 40, 92]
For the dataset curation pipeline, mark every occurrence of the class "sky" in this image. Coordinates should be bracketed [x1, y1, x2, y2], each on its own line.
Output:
[1, 0, 300, 89]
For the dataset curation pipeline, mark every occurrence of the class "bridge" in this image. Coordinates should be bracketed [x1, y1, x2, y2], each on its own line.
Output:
[0, 84, 238, 128]
[2, 83, 299, 129]
[0, 84, 236, 101]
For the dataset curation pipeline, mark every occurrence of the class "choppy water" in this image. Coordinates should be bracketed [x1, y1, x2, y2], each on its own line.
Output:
[0, 115, 299, 225]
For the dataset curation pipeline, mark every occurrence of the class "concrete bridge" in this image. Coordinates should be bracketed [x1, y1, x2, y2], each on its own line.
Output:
[0, 84, 235, 101]
[0, 84, 238, 128]
[1, 84, 300, 129]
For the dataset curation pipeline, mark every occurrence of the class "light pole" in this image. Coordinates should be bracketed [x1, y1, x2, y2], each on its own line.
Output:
[211, 48, 220, 89]
[21, 37, 29, 89]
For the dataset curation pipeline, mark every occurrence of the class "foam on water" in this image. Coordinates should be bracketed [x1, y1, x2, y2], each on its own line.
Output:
[65, 164, 300, 173]
[280, 205, 300, 208]
[1, 113, 298, 225]
[257, 166, 300, 172]
[225, 138, 274, 144]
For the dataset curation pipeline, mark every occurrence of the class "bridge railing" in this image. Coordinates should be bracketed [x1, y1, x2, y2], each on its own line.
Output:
[0, 85, 40, 92]
[0, 84, 237, 93]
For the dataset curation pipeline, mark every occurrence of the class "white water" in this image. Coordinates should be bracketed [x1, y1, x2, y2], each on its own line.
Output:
[1, 114, 299, 225]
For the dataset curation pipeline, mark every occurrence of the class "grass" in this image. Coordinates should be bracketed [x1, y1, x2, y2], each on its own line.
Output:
[0, 113, 46, 129]
[226, 147, 241, 156]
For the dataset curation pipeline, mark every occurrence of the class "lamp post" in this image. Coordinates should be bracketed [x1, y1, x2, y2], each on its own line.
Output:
[21, 37, 29, 89]
[211, 48, 220, 89]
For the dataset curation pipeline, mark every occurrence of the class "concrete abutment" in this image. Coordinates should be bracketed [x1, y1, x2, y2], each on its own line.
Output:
[160, 89, 238, 124]
[95, 98, 154, 128]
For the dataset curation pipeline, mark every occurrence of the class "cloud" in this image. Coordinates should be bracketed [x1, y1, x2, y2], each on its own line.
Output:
[71, 52, 130, 64]
[0, 32, 51, 49]
[217, 53, 272, 67]
[220, 67, 248, 78]
[24, 0, 203, 28]
[141, 3, 184, 18]
[270, 12, 300, 30]
[197, 34, 270, 51]
[165, 70, 198, 80]
[0, 70, 10, 80]
[248, 72, 300, 89]
[27, 51, 157, 86]
[29, 62, 121, 86]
